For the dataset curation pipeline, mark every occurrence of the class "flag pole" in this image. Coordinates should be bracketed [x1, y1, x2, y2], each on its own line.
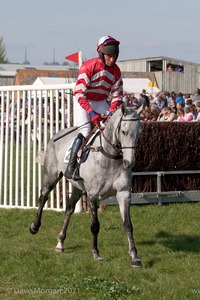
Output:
[74, 50, 83, 214]
[65, 50, 83, 213]
[78, 51, 82, 69]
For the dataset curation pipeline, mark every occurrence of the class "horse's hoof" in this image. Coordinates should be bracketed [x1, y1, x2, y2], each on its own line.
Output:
[29, 223, 39, 235]
[94, 256, 103, 261]
[93, 253, 103, 260]
[55, 247, 64, 253]
[131, 258, 142, 268]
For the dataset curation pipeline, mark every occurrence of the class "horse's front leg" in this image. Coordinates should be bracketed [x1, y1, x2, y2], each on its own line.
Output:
[117, 191, 142, 268]
[55, 188, 82, 253]
[88, 199, 102, 260]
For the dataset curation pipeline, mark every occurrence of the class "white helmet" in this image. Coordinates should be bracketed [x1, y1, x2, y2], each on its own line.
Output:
[97, 35, 120, 61]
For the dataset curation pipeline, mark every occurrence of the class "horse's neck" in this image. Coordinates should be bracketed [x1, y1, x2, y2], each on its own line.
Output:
[101, 121, 118, 153]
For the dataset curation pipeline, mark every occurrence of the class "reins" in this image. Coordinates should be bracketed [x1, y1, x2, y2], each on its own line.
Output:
[115, 116, 140, 150]
[53, 112, 140, 161]
[94, 114, 140, 159]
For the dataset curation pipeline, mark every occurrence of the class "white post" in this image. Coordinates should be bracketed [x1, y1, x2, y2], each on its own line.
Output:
[78, 51, 83, 69]
[74, 197, 83, 213]
[73, 87, 83, 213]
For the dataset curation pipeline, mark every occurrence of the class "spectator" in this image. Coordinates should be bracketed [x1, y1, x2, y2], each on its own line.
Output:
[156, 95, 166, 110]
[175, 108, 185, 122]
[167, 65, 173, 71]
[169, 99, 177, 114]
[127, 93, 140, 108]
[148, 94, 154, 106]
[150, 102, 160, 112]
[184, 94, 192, 103]
[140, 108, 152, 122]
[157, 107, 177, 122]
[53, 93, 62, 120]
[123, 92, 129, 106]
[185, 98, 193, 107]
[138, 93, 147, 107]
[140, 108, 159, 122]
[175, 92, 185, 108]
[141, 89, 150, 107]
[189, 104, 197, 119]
[169, 91, 177, 101]
[184, 106, 194, 121]
[176, 102, 183, 109]
[161, 91, 168, 107]
[150, 108, 159, 122]
[163, 91, 170, 106]
[193, 100, 200, 121]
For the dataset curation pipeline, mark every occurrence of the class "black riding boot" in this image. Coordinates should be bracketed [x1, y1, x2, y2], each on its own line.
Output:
[65, 134, 83, 181]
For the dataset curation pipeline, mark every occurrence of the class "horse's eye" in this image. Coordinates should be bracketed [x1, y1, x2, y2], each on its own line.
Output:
[122, 130, 126, 135]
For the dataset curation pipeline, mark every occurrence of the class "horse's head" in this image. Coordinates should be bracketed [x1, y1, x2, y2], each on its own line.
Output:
[115, 103, 143, 169]
[192, 88, 200, 101]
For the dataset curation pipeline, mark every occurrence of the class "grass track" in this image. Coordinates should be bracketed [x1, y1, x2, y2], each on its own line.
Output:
[0, 202, 199, 300]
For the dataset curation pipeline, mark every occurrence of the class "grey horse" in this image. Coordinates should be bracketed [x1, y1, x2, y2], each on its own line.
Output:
[29, 103, 143, 267]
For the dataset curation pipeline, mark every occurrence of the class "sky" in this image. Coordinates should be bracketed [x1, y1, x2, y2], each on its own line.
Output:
[1, 0, 200, 65]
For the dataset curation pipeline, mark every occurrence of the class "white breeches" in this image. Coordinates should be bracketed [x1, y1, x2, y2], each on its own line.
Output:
[74, 99, 110, 137]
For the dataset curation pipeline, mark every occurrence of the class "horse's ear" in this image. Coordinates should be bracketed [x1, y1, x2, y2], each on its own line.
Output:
[121, 102, 126, 115]
[137, 105, 144, 115]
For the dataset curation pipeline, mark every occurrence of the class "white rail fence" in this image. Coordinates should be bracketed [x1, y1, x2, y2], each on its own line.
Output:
[1, 84, 199, 211]
[0, 84, 76, 211]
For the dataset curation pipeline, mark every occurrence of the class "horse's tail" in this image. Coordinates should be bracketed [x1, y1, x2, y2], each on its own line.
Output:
[35, 151, 46, 165]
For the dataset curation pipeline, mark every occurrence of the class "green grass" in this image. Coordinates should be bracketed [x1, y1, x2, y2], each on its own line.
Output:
[0, 203, 199, 300]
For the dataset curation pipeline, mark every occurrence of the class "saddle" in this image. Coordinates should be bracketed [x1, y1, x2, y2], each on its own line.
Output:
[64, 129, 100, 164]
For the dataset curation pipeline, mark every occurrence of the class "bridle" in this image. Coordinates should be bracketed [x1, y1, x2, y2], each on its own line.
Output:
[98, 114, 140, 160]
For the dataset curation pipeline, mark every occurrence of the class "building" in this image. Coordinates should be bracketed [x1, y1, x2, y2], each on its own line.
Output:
[0, 64, 77, 86]
[117, 56, 200, 94]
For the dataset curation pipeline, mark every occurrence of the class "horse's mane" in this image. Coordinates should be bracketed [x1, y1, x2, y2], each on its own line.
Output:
[111, 104, 141, 119]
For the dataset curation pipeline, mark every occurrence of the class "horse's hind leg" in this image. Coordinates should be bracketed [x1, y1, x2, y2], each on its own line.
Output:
[55, 186, 82, 252]
[29, 171, 63, 234]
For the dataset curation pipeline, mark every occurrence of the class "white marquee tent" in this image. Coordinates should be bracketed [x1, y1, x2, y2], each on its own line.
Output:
[32, 77, 160, 99]
[123, 78, 160, 98]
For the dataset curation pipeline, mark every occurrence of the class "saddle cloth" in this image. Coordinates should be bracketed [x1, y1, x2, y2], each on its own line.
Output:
[64, 130, 100, 164]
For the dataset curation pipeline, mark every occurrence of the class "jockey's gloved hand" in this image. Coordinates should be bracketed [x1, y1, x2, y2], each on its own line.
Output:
[89, 111, 101, 124]
[101, 111, 112, 123]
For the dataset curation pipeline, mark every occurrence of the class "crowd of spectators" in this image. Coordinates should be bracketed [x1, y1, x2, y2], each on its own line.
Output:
[122, 89, 200, 122]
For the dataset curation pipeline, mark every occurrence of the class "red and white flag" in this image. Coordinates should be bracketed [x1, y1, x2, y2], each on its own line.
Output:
[65, 51, 79, 63]
[65, 51, 82, 68]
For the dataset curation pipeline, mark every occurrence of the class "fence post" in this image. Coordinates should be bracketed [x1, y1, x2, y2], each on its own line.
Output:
[157, 172, 162, 206]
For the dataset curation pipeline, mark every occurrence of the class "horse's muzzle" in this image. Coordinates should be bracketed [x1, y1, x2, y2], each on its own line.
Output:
[123, 159, 135, 169]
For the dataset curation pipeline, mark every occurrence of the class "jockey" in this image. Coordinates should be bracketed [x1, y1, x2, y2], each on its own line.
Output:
[65, 35, 123, 181]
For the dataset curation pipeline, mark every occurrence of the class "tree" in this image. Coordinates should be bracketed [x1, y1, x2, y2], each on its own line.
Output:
[0, 36, 7, 63]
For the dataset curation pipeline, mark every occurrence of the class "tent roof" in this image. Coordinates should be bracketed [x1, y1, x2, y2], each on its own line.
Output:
[32, 77, 160, 98]
[32, 77, 76, 85]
